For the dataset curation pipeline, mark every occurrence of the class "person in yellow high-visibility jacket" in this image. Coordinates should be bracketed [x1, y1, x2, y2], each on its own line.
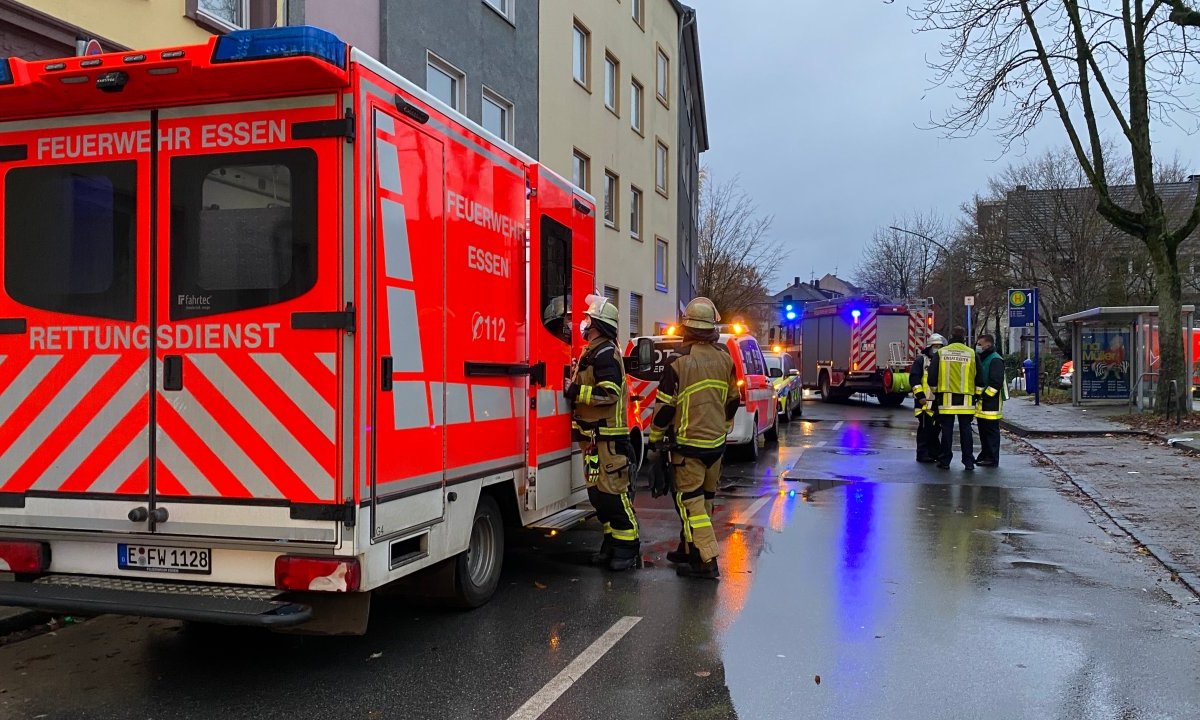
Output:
[925, 326, 977, 470]
[974, 333, 1007, 467]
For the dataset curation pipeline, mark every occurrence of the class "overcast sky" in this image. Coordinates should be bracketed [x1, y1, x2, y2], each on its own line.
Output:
[687, 0, 1194, 291]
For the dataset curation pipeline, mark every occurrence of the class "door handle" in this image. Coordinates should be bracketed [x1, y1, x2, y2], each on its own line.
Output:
[381, 356, 393, 392]
[163, 355, 183, 391]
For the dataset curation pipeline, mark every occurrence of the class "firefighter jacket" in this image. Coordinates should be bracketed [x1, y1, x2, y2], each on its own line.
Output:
[975, 349, 1007, 420]
[648, 340, 739, 454]
[910, 349, 936, 417]
[570, 337, 628, 439]
[927, 342, 977, 415]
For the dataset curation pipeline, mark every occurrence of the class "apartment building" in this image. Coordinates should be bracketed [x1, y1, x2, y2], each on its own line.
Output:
[293, 0, 540, 155]
[0, 0, 286, 57]
[541, 0, 705, 339]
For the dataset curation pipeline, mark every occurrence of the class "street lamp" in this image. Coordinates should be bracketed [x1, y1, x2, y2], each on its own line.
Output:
[889, 225, 957, 331]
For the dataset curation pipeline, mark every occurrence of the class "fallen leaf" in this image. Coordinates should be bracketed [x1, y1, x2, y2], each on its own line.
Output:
[368, 651, 383, 660]
[694, 670, 711, 677]
[814, 675, 821, 685]
[534, 581, 547, 589]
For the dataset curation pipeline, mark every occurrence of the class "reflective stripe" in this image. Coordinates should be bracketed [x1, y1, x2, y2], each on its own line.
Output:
[191, 354, 332, 498]
[648, 426, 665, 443]
[156, 435, 219, 497]
[251, 353, 335, 442]
[977, 411, 1003, 420]
[675, 492, 692, 542]
[620, 492, 639, 540]
[376, 136, 403, 194]
[0, 354, 118, 481]
[161, 386, 284, 499]
[596, 381, 622, 395]
[985, 387, 999, 397]
[602, 522, 612, 535]
[316, 352, 336, 374]
[688, 513, 712, 529]
[579, 385, 593, 405]
[393, 381, 431, 429]
[598, 426, 629, 436]
[656, 391, 675, 404]
[0, 355, 60, 422]
[678, 435, 726, 449]
[386, 287, 424, 373]
[376, 110, 396, 135]
[31, 363, 148, 491]
[471, 385, 512, 421]
[678, 379, 729, 400]
[87, 428, 150, 494]
[380, 197, 414, 281]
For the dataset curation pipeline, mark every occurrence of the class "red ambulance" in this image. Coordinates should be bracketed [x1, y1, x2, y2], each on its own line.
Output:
[0, 27, 597, 632]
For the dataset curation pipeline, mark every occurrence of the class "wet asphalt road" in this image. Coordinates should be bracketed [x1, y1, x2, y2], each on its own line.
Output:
[3, 398, 1199, 720]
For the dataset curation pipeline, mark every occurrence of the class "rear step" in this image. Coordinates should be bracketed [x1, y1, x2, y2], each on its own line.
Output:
[528, 507, 594, 531]
[0, 575, 312, 627]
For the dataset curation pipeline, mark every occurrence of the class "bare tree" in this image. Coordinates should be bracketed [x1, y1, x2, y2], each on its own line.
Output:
[696, 169, 783, 320]
[855, 212, 943, 299]
[910, 0, 1200, 411]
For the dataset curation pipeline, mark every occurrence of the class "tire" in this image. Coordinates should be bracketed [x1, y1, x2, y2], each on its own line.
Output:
[764, 412, 779, 444]
[792, 393, 803, 418]
[743, 417, 761, 462]
[878, 393, 907, 408]
[819, 372, 835, 404]
[451, 494, 505, 608]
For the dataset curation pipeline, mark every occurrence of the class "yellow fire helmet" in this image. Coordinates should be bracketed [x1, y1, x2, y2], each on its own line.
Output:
[682, 296, 721, 330]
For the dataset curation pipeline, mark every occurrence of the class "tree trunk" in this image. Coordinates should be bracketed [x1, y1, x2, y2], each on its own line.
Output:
[1149, 236, 1186, 413]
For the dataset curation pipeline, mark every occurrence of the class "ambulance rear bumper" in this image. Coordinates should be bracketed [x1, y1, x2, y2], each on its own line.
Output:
[0, 575, 312, 627]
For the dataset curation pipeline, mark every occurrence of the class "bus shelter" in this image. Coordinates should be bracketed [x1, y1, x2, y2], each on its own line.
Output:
[1058, 306, 1195, 411]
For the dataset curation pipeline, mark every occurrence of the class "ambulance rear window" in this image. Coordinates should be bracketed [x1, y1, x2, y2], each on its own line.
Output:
[169, 149, 317, 319]
[3, 161, 137, 321]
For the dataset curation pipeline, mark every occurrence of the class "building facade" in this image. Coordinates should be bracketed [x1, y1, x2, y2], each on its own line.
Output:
[1, 0, 286, 55]
[293, 0, 540, 156]
[674, 2, 707, 315]
[541, 0, 694, 339]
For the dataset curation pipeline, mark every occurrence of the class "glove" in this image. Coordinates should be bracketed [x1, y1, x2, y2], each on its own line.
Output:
[565, 383, 581, 401]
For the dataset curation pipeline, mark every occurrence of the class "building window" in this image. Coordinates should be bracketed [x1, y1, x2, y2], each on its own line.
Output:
[656, 47, 670, 106]
[572, 149, 590, 192]
[655, 238, 669, 292]
[632, 0, 645, 28]
[629, 292, 643, 338]
[603, 171, 619, 229]
[482, 87, 513, 142]
[573, 20, 591, 89]
[197, 0, 249, 29]
[629, 186, 643, 240]
[426, 53, 465, 111]
[630, 78, 644, 135]
[603, 285, 620, 323]
[483, 0, 514, 22]
[604, 53, 620, 115]
[655, 140, 669, 196]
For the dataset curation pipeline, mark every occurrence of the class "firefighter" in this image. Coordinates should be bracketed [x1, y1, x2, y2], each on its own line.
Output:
[974, 333, 1006, 467]
[566, 297, 640, 571]
[910, 333, 946, 463]
[926, 326, 978, 470]
[646, 297, 739, 580]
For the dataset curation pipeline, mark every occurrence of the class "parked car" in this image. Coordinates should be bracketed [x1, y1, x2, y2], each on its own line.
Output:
[764, 349, 803, 421]
[625, 325, 777, 463]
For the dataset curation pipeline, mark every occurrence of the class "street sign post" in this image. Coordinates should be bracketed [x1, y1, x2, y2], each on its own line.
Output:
[965, 296, 974, 340]
[1009, 288, 1040, 404]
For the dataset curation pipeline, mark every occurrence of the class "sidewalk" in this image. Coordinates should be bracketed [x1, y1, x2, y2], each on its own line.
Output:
[1002, 397, 1200, 599]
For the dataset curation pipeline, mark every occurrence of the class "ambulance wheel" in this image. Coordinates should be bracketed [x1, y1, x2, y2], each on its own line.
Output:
[452, 494, 505, 608]
[764, 413, 779, 444]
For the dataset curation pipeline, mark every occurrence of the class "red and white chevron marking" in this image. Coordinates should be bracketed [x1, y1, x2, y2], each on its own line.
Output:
[850, 311, 878, 372]
[0, 351, 337, 503]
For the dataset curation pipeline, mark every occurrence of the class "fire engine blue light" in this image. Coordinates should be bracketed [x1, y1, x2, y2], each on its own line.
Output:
[786, 311, 797, 321]
[212, 26, 346, 69]
[785, 304, 794, 312]
[0, 59, 13, 86]
[851, 309, 861, 320]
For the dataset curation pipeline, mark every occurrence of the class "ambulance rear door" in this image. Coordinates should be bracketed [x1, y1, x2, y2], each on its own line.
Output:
[0, 112, 154, 533]
[151, 95, 349, 543]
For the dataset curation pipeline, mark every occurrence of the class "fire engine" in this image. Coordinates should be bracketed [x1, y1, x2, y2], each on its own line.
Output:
[798, 295, 933, 407]
[0, 27, 599, 633]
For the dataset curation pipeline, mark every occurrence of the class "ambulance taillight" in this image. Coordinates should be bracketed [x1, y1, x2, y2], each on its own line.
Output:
[0, 541, 50, 574]
[274, 556, 362, 593]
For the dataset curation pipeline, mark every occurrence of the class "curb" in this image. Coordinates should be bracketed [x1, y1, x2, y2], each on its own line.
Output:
[1000, 421, 1144, 439]
[1016, 436, 1200, 601]
[0, 607, 50, 636]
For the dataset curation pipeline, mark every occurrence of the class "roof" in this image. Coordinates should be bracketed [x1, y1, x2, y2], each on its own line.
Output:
[1059, 306, 1196, 324]
[771, 281, 830, 304]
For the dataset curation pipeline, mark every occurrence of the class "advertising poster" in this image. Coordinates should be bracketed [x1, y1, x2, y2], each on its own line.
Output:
[1080, 328, 1130, 399]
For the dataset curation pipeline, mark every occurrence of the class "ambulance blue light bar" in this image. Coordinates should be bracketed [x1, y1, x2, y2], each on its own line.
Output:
[211, 26, 346, 69]
[0, 59, 13, 86]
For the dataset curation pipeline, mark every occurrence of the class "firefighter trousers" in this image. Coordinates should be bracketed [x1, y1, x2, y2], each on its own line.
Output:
[915, 410, 939, 461]
[580, 439, 638, 546]
[939, 414, 975, 467]
[977, 419, 1001, 464]
[672, 452, 722, 562]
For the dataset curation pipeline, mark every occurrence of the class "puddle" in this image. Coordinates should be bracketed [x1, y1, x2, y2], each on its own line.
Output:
[823, 448, 880, 456]
[1010, 559, 1064, 572]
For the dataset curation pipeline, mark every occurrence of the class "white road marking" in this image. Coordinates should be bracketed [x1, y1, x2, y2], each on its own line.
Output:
[832, 421, 845, 430]
[731, 494, 775, 526]
[507, 616, 642, 720]
[816, 440, 828, 447]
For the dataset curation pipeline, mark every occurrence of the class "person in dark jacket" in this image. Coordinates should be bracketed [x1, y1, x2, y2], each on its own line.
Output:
[910, 333, 946, 463]
[974, 333, 1006, 467]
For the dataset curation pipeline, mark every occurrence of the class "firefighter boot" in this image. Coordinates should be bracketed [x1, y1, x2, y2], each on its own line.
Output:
[590, 536, 613, 566]
[675, 548, 720, 580]
[666, 541, 689, 565]
[608, 542, 641, 571]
